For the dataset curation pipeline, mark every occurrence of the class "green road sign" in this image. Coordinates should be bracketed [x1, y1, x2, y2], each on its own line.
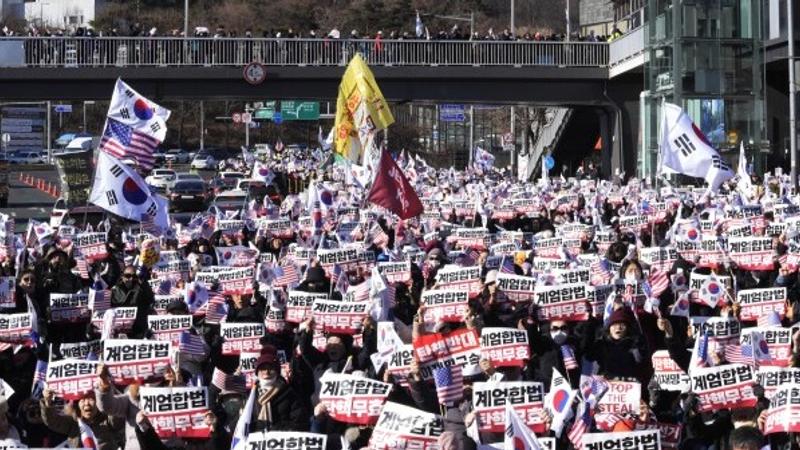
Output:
[254, 101, 277, 120]
[280, 101, 320, 120]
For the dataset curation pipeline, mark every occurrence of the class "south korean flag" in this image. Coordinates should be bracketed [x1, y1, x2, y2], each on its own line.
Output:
[89, 152, 169, 231]
[107, 78, 171, 142]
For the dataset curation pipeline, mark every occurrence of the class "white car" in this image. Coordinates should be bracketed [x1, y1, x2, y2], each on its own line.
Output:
[145, 169, 177, 191]
[165, 149, 191, 164]
[190, 154, 216, 170]
[8, 151, 45, 164]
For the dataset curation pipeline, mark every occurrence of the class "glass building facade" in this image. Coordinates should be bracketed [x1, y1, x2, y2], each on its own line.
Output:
[641, 0, 764, 178]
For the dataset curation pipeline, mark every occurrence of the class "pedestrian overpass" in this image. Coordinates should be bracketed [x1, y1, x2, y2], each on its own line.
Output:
[0, 37, 644, 177]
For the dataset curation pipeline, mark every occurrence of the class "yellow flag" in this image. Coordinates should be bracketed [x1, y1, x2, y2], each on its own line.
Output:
[334, 54, 394, 161]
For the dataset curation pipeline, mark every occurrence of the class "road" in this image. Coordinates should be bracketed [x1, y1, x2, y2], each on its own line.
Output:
[0, 164, 220, 227]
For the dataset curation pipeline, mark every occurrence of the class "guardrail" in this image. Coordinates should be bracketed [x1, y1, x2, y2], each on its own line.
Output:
[608, 26, 646, 77]
[0, 37, 609, 68]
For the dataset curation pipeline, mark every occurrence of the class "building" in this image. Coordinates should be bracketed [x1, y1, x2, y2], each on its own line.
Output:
[0, 0, 25, 23]
[593, 0, 798, 179]
[24, 0, 106, 29]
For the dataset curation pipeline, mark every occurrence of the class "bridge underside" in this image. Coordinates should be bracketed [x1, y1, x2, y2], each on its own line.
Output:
[0, 66, 610, 106]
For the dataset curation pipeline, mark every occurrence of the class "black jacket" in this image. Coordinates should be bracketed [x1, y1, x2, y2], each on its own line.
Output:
[249, 378, 309, 432]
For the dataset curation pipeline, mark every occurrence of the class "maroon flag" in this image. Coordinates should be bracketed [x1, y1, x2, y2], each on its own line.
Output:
[367, 150, 423, 219]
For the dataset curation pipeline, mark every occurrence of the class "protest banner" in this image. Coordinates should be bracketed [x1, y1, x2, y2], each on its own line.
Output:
[152, 260, 191, 282]
[45, 359, 99, 400]
[763, 384, 800, 434]
[75, 232, 108, 263]
[480, 327, 530, 367]
[534, 237, 563, 259]
[413, 328, 482, 378]
[581, 429, 660, 450]
[496, 273, 537, 303]
[215, 220, 246, 235]
[740, 326, 799, 367]
[153, 294, 183, 315]
[221, 322, 264, 355]
[596, 380, 641, 415]
[551, 268, 590, 286]
[311, 299, 369, 335]
[103, 339, 171, 385]
[651, 350, 690, 392]
[618, 215, 649, 233]
[0, 313, 34, 344]
[736, 288, 787, 322]
[58, 340, 101, 360]
[318, 373, 392, 425]
[639, 247, 679, 273]
[140, 386, 211, 439]
[286, 291, 328, 324]
[588, 284, 613, 317]
[534, 283, 590, 322]
[472, 381, 545, 433]
[694, 316, 741, 351]
[727, 237, 775, 271]
[90, 307, 137, 335]
[696, 237, 726, 268]
[434, 266, 482, 298]
[53, 149, 93, 206]
[757, 367, 800, 399]
[259, 218, 294, 239]
[420, 290, 469, 327]
[194, 266, 255, 295]
[246, 432, 327, 450]
[49, 292, 90, 323]
[369, 402, 443, 450]
[148, 315, 192, 343]
[690, 364, 757, 411]
[531, 257, 570, 273]
[386, 344, 415, 385]
[658, 423, 681, 450]
[377, 261, 411, 284]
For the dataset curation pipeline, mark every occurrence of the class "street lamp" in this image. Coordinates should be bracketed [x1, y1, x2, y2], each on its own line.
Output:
[184, 0, 189, 37]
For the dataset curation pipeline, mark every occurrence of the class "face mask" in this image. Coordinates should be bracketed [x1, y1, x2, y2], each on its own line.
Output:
[259, 375, 276, 390]
[625, 273, 638, 282]
[550, 331, 567, 345]
[428, 260, 441, 269]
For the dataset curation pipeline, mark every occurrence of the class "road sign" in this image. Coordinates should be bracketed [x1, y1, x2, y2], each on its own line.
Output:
[242, 112, 252, 124]
[243, 62, 267, 85]
[54, 104, 72, 113]
[1, 134, 9, 144]
[280, 101, 320, 120]
[232, 113, 242, 124]
[439, 104, 465, 122]
[273, 112, 283, 124]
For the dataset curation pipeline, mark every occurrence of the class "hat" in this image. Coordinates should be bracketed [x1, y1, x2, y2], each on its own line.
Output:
[255, 345, 279, 371]
[305, 266, 327, 283]
[45, 246, 69, 261]
[484, 269, 498, 285]
[607, 308, 632, 327]
[166, 299, 189, 315]
[427, 248, 444, 261]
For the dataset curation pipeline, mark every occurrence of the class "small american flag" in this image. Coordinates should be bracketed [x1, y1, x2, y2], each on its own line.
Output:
[590, 258, 614, 286]
[647, 267, 669, 298]
[724, 343, 755, 365]
[567, 400, 592, 449]
[433, 365, 463, 406]
[31, 359, 47, 399]
[99, 118, 159, 171]
[273, 264, 299, 287]
[758, 311, 782, 328]
[205, 291, 228, 324]
[335, 268, 351, 295]
[346, 281, 370, 302]
[73, 250, 89, 280]
[370, 223, 390, 247]
[211, 367, 247, 394]
[560, 345, 578, 370]
[179, 331, 207, 356]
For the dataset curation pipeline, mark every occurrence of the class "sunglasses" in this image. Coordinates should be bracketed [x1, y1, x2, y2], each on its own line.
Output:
[123, 273, 136, 279]
[21, 277, 33, 283]
[550, 325, 568, 331]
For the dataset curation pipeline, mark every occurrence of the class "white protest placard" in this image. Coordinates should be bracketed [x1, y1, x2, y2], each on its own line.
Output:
[757, 366, 800, 400]
[651, 350, 690, 392]
[220, 322, 264, 355]
[472, 381, 545, 433]
[534, 283, 590, 322]
[690, 363, 757, 412]
[581, 429, 660, 450]
[369, 402, 443, 450]
[49, 292, 91, 323]
[728, 237, 775, 271]
[420, 290, 469, 327]
[412, 328, 482, 380]
[285, 291, 327, 324]
[45, 359, 99, 400]
[319, 373, 392, 425]
[247, 432, 327, 450]
[0, 313, 34, 344]
[737, 288, 787, 322]
[103, 339, 171, 385]
[377, 261, 411, 284]
[311, 299, 369, 335]
[480, 327, 530, 368]
[75, 232, 108, 263]
[764, 384, 800, 434]
[148, 315, 192, 343]
[434, 266, 482, 298]
[495, 273, 536, 303]
[596, 380, 641, 415]
[140, 386, 211, 439]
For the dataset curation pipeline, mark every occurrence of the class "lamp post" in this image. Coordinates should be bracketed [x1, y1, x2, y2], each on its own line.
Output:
[789, 0, 797, 188]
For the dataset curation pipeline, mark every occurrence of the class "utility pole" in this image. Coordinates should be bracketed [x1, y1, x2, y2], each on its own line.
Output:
[510, 0, 515, 35]
[199, 101, 205, 150]
[510, 106, 516, 174]
[184, 0, 189, 37]
[789, 0, 797, 189]
[245, 104, 251, 149]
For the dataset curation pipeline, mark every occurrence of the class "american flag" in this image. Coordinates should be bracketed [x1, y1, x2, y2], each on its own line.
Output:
[500, 256, 515, 274]
[647, 267, 669, 298]
[590, 258, 614, 286]
[560, 345, 578, 370]
[433, 365, 463, 406]
[273, 264, 299, 287]
[73, 250, 89, 280]
[31, 359, 47, 399]
[567, 400, 592, 449]
[724, 344, 752, 365]
[580, 375, 609, 408]
[179, 331, 207, 356]
[211, 367, 247, 394]
[758, 311, 782, 328]
[205, 291, 228, 324]
[99, 118, 159, 171]
[370, 223, 390, 247]
[346, 281, 370, 302]
[335, 267, 350, 295]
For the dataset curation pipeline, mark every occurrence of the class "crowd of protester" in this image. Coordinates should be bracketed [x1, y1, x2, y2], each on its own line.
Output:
[0, 138, 794, 450]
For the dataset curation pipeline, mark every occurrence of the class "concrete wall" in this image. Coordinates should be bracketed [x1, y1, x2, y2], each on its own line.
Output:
[24, 0, 104, 29]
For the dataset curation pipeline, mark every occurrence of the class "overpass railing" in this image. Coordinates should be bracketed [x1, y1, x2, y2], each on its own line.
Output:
[1, 37, 609, 68]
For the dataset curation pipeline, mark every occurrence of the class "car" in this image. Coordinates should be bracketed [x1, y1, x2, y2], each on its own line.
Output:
[219, 171, 246, 188]
[190, 154, 217, 170]
[165, 148, 191, 164]
[167, 180, 209, 212]
[173, 172, 204, 184]
[7, 151, 45, 164]
[213, 189, 248, 214]
[236, 178, 268, 201]
[153, 149, 167, 165]
[145, 169, 177, 192]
